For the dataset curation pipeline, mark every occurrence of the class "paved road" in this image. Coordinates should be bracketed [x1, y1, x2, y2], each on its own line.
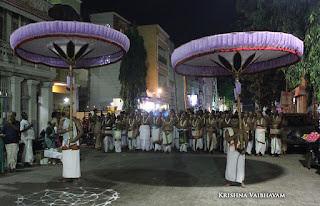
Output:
[0, 148, 319, 206]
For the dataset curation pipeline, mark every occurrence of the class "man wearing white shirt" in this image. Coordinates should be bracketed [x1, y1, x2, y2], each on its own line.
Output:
[20, 112, 35, 166]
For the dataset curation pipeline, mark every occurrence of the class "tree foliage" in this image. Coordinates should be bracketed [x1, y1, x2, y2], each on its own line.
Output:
[244, 70, 286, 109]
[119, 24, 147, 112]
[217, 77, 234, 110]
[236, 0, 320, 106]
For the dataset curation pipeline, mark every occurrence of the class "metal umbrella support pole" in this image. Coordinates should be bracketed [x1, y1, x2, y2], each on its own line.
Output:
[235, 74, 243, 149]
[69, 64, 73, 140]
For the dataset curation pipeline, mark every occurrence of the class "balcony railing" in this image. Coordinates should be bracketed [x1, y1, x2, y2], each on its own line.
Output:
[0, 39, 55, 73]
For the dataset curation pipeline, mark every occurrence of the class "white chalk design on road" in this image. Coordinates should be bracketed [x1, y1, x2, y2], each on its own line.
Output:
[16, 187, 119, 206]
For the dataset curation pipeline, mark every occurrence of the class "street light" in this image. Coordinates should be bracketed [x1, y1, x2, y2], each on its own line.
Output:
[64, 97, 69, 103]
[157, 88, 162, 94]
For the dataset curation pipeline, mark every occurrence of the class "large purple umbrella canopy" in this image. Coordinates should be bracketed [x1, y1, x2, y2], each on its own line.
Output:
[172, 31, 303, 77]
[10, 21, 130, 69]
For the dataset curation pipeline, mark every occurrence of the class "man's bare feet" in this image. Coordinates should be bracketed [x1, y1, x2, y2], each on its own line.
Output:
[77, 178, 82, 183]
[225, 182, 231, 187]
[241, 182, 246, 188]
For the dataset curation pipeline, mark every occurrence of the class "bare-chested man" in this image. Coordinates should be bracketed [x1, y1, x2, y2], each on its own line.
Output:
[177, 112, 189, 152]
[225, 115, 248, 188]
[126, 112, 138, 151]
[162, 111, 174, 153]
[58, 106, 83, 182]
[206, 112, 218, 153]
[151, 111, 162, 152]
[270, 109, 282, 157]
[102, 113, 114, 152]
[254, 111, 268, 156]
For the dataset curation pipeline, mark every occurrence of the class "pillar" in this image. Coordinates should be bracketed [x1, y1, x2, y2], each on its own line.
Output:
[10, 76, 24, 121]
[27, 80, 39, 134]
[39, 82, 53, 134]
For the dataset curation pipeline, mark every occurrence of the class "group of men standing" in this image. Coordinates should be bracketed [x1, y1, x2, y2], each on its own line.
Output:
[92, 110, 221, 154]
[91, 108, 286, 158]
[0, 112, 35, 173]
[86, 108, 286, 188]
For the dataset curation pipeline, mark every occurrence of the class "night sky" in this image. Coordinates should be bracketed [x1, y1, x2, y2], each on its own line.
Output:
[81, 0, 237, 47]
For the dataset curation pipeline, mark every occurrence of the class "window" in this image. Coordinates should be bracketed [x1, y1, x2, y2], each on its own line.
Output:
[12, 12, 19, 33]
[158, 72, 168, 88]
[158, 45, 167, 66]
[0, 76, 11, 125]
[0, 8, 4, 40]
[21, 80, 29, 115]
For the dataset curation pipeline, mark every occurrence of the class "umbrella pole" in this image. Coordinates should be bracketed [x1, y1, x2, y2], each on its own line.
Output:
[237, 93, 243, 148]
[235, 75, 243, 149]
[184, 76, 187, 111]
[69, 64, 73, 143]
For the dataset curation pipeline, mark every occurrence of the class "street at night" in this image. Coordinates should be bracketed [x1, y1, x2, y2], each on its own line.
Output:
[1, 0, 320, 205]
[0, 148, 319, 206]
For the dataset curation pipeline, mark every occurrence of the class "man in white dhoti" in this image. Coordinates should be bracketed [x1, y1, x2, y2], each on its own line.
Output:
[94, 116, 102, 150]
[170, 111, 179, 150]
[176, 112, 189, 153]
[162, 111, 174, 153]
[246, 111, 255, 155]
[221, 112, 231, 154]
[217, 112, 224, 152]
[206, 112, 218, 154]
[191, 112, 204, 151]
[254, 111, 267, 156]
[126, 113, 138, 151]
[151, 111, 162, 152]
[113, 116, 122, 153]
[135, 111, 142, 150]
[222, 112, 232, 154]
[20, 112, 35, 166]
[58, 106, 83, 182]
[102, 113, 114, 152]
[201, 111, 207, 152]
[120, 112, 128, 148]
[225, 115, 248, 188]
[270, 110, 282, 157]
[140, 112, 151, 151]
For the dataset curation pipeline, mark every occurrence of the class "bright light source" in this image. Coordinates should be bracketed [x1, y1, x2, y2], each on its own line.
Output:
[111, 102, 114, 106]
[188, 95, 197, 106]
[157, 88, 162, 94]
[54, 82, 67, 86]
[64, 97, 69, 103]
[142, 101, 155, 112]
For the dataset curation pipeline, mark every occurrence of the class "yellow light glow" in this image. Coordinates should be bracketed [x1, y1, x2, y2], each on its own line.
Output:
[54, 82, 67, 86]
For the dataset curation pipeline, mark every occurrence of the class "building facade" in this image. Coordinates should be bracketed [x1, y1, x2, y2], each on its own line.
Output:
[138, 24, 170, 111]
[0, 0, 56, 134]
[88, 12, 130, 111]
